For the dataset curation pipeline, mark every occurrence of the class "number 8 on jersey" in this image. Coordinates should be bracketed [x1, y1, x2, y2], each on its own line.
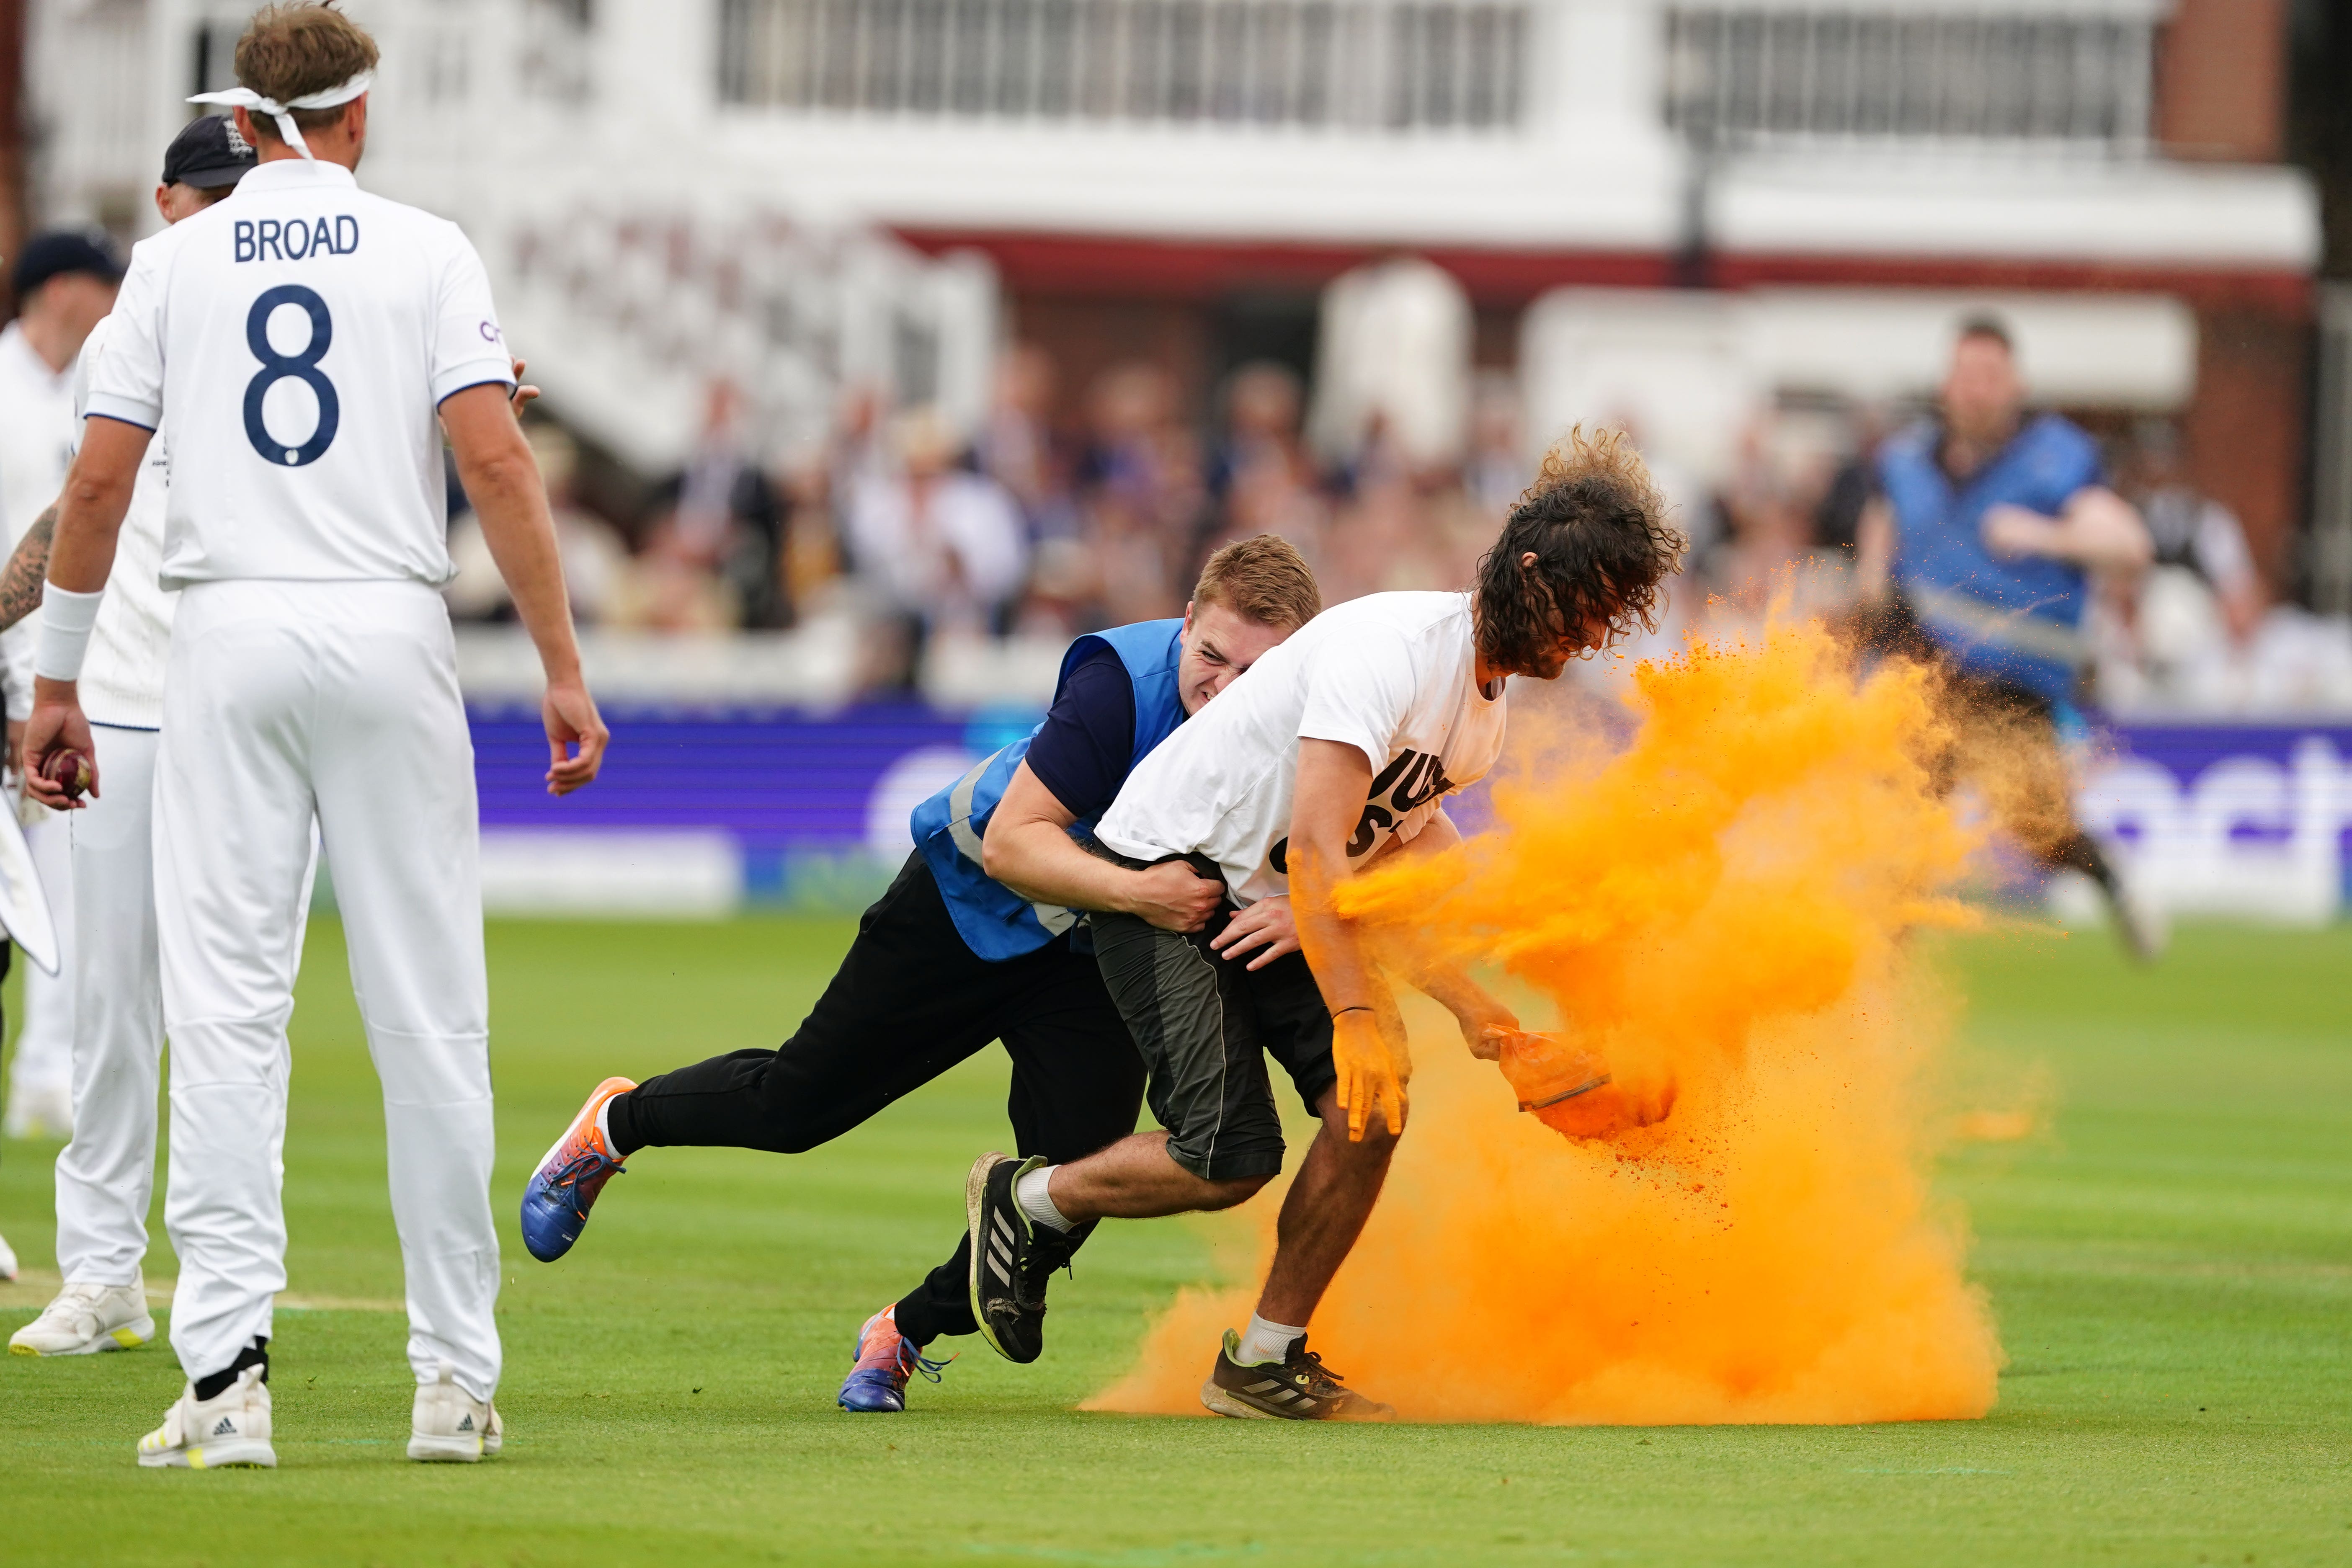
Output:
[244, 284, 338, 467]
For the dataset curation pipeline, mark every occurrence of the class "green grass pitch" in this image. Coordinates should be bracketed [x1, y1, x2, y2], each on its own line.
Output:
[1, 916, 2347, 1566]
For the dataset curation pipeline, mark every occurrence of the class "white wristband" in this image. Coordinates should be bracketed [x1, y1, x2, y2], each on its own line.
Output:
[34, 583, 104, 683]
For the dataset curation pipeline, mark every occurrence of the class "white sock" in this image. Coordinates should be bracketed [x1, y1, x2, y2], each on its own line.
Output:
[594, 1096, 618, 1155]
[1235, 1314, 1307, 1367]
[1015, 1165, 1075, 1233]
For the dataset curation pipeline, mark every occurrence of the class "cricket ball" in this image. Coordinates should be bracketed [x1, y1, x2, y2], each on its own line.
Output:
[42, 748, 91, 802]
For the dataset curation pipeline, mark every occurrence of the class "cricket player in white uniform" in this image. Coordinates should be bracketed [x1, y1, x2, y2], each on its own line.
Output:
[26, 4, 608, 1469]
[5, 115, 257, 1360]
[0, 228, 119, 1142]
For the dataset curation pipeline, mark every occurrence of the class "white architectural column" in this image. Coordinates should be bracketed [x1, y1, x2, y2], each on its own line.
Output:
[1525, 0, 1667, 147]
[603, 0, 712, 150]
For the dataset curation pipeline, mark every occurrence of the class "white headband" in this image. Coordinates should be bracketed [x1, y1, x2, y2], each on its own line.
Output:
[188, 71, 372, 163]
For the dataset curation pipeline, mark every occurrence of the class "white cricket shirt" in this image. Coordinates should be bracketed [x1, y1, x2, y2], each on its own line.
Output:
[1096, 591, 1508, 904]
[84, 159, 514, 590]
[69, 316, 174, 730]
[0, 320, 82, 720]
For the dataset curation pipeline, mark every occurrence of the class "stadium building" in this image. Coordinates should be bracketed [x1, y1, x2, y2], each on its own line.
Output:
[17, 0, 2329, 595]
[12, 0, 2347, 924]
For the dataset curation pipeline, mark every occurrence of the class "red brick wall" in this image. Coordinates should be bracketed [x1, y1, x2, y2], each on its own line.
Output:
[2156, 0, 2288, 161]
[2153, 0, 2305, 587]
[1004, 295, 1215, 431]
[2184, 303, 2310, 588]
[0, 0, 25, 320]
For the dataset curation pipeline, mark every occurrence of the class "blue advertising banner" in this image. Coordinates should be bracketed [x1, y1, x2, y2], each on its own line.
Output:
[2085, 723, 2352, 923]
[469, 703, 1042, 910]
[464, 706, 2352, 921]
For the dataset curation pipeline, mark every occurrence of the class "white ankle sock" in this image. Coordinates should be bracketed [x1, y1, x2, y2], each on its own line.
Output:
[1014, 1165, 1075, 1233]
[594, 1096, 617, 1155]
[1235, 1314, 1306, 1367]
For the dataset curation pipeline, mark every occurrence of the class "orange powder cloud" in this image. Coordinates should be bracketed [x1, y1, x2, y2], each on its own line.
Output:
[1086, 621, 2006, 1424]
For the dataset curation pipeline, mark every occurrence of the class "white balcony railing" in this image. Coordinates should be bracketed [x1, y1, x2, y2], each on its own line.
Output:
[501, 207, 999, 469]
[1664, 7, 2156, 152]
[717, 0, 1529, 132]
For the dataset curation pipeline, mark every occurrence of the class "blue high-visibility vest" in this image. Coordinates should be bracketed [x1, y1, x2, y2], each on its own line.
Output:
[1880, 413, 2103, 705]
[911, 618, 1188, 961]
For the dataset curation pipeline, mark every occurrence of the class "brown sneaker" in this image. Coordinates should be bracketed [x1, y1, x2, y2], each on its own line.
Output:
[1199, 1330, 1395, 1421]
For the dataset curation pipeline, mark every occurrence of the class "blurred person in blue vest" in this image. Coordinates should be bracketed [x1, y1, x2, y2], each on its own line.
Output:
[1855, 315, 2164, 958]
[515, 536, 1321, 1412]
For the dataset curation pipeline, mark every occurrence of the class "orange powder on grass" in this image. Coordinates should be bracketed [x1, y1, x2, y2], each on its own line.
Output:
[1086, 621, 2006, 1424]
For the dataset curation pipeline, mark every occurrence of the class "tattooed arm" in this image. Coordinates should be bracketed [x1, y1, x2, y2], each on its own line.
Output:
[0, 503, 55, 761]
[0, 503, 57, 633]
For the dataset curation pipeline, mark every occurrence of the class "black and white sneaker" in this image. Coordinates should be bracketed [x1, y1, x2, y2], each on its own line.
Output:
[1201, 1329, 1395, 1421]
[967, 1151, 1055, 1364]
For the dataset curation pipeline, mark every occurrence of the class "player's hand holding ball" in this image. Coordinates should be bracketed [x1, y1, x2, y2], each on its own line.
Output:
[21, 677, 98, 811]
[41, 748, 93, 803]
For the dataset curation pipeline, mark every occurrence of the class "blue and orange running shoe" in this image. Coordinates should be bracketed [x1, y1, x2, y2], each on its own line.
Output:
[837, 1306, 953, 1413]
[521, 1076, 636, 1263]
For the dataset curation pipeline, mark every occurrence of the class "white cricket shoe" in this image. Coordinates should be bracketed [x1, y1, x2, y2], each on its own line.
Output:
[407, 1361, 502, 1462]
[10, 1277, 157, 1356]
[137, 1366, 275, 1469]
[3, 1080, 72, 1140]
[0, 1230, 16, 1282]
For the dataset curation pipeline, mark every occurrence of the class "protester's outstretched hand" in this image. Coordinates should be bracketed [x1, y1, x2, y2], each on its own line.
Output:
[1476, 1023, 1546, 1064]
[1210, 893, 1297, 968]
[1332, 1008, 1408, 1141]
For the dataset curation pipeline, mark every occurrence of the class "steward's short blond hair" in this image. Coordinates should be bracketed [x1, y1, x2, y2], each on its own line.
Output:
[1193, 534, 1321, 632]
[235, 4, 379, 138]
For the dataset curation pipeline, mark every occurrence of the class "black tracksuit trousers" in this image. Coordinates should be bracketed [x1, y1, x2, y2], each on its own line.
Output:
[603, 851, 1144, 1345]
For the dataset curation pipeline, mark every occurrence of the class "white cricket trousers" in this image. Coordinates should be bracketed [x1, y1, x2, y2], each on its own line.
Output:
[54, 726, 314, 1286]
[5, 809, 78, 1110]
[156, 580, 499, 1400]
[53, 725, 163, 1284]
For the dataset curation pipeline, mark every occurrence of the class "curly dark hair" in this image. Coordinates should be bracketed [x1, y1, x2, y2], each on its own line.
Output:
[1475, 426, 1685, 674]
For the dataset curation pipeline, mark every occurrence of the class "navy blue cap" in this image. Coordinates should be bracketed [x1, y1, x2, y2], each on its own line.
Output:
[162, 113, 258, 190]
[12, 230, 122, 301]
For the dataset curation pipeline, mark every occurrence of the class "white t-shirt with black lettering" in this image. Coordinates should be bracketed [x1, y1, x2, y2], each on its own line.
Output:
[84, 157, 514, 589]
[1095, 591, 1507, 904]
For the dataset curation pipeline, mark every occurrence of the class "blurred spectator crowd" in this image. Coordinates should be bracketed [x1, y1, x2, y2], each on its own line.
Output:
[446, 344, 1518, 691]
[446, 338, 2352, 714]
